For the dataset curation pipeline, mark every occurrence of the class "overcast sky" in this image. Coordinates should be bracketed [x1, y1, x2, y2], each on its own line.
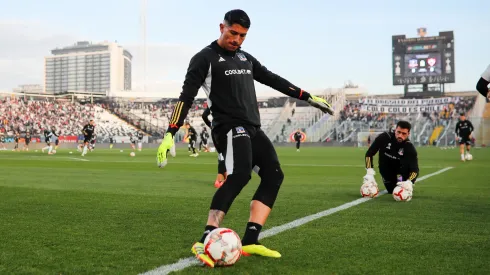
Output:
[1, 0, 489, 97]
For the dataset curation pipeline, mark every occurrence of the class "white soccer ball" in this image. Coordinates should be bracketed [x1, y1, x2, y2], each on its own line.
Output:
[465, 154, 473, 161]
[392, 186, 412, 202]
[52, 150, 56, 154]
[360, 182, 379, 198]
[203, 228, 242, 266]
[130, 152, 135, 157]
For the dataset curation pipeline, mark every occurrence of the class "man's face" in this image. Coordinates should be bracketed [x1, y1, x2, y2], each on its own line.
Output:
[460, 115, 466, 121]
[219, 23, 248, 51]
[395, 126, 409, 143]
[90, 121, 94, 126]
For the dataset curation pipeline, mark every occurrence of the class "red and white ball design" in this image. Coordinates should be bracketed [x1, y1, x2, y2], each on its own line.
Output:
[204, 228, 242, 266]
[360, 182, 379, 198]
[392, 186, 412, 201]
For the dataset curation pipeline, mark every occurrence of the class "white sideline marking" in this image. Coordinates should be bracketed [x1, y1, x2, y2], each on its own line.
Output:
[66, 157, 90, 162]
[0, 156, 444, 169]
[139, 166, 454, 275]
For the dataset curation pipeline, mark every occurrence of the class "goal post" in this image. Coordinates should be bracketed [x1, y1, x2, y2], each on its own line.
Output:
[357, 131, 384, 147]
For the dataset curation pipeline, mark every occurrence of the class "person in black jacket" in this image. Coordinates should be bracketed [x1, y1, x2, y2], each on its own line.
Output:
[476, 64, 490, 100]
[156, 9, 334, 267]
[364, 121, 419, 194]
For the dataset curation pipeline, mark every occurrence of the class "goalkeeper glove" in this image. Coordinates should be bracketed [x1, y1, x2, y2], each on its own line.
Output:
[156, 132, 176, 168]
[397, 180, 413, 192]
[363, 168, 376, 184]
[307, 95, 334, 115]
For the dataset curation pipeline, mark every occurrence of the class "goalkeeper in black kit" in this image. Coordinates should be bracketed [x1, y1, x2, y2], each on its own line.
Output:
[156, 9, 334, 267]
[363, 121, 419, 195]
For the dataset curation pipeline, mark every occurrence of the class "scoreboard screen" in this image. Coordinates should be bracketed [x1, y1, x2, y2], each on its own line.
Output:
[404, 53, 442, 77]
[392, 31, 454, 85]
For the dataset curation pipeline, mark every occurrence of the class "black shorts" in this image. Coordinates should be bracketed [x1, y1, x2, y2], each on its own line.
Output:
[84, 136, 92, 143]
[212, 124, 279, 176]
[189, 138, 197, 147]
[201, 138, 208, 144]
[25, 140, 30, 145]
[458, 136, 471, 145]
[55, 139, 59, 146]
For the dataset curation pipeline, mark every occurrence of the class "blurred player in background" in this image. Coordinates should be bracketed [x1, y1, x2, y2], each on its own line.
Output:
[81, 120, 95, 157]
[364, 121, 419, 194]
[455, 112, 474, 161]
[202, 107, 227, 188]
[129, 133, 136, 151]
[294, 129, 302, 152]
[476, 64, 490, 99]
[185, 122, 198, 157]
[137, 131, 144, 151]
[89, 133, 97, 151]
[23, 131, 31, 151]
[199, 127, 210, 152]
[109, 134, 114, 149]
[42, 129, 54, 154]
[52, 126, 60, 150]
[0, 133, 6, 150]
[13, 132, 20, 152]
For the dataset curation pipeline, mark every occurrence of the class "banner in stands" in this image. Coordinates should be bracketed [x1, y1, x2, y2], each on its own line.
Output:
[1, 136, 41, 143]
[360, 104, 447, 113]
[359, 97, 452, 106]
[58, 136, 78, 143]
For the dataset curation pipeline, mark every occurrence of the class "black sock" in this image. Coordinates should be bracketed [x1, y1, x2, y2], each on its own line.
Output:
[199, 225, 217, 243]
[241, 222, 262, 245]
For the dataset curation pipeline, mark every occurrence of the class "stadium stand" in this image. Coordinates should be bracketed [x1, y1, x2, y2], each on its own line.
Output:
[0, 97, 141, 138]
[0, 91, 482, 148]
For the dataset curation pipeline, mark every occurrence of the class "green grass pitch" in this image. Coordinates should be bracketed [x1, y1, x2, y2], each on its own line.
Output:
[0, 146, 489, 274]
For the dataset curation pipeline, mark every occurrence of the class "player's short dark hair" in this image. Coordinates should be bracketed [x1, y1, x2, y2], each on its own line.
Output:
[396, 120, 411, 131]
[224, 9, 251, 28]
[460, 112, 465, 116]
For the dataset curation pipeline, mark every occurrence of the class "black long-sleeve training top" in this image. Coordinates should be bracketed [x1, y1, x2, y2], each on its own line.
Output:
[166, 40, 311, 135]
[365, 131, 419, 181]
[455, 120, 474, 138]
[477, 64, 490, 98]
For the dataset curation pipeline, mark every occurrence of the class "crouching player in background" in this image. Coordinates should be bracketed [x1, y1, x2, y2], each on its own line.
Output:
[363, 121, 419, 195]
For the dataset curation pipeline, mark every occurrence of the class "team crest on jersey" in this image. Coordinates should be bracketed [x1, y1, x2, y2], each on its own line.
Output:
[236, 127, 245, 134]
[386, 143, 391, 150]
[398, 148, 404, 155]
[237, 53, 247, 61]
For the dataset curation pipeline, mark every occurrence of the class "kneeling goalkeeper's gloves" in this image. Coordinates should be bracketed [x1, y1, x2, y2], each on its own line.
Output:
[307, 95, 334, 115]
[397, 180, 413, 192]
[363, 168, 376, 184]
[157, 132, 176, 168]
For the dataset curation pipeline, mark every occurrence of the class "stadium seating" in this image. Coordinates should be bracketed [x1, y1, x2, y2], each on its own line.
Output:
[0, 98, 140, 138]
[331, 95, 477, 146]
